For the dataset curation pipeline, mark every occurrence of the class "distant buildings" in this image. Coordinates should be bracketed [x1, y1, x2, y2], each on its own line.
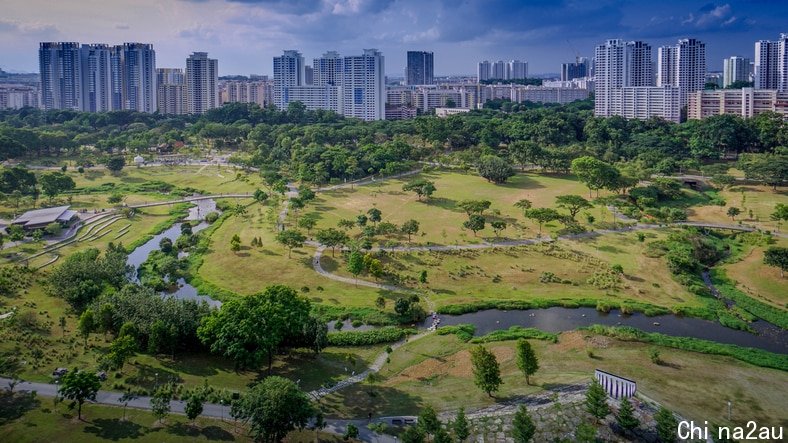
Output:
[754, 33, 788, 90]
[0, 84, 39, 109]
[39, 42, 82, 110]
[657, 38, 706, 105]
[219, 78, 272, 108]
[273, 50, 305, 110]
[594, 39, 655, 118]
[561, 58, 589, 81]
[687, 88, 788, 120]
[313, 51, 343, 87]
[156, 68, 185, 115]
[476, 59, 528, 82]
[723, 56, 751, 87]
[185, 52, 218, 114]
[117, 43, 157, 113]
[406, 51, 434, 85]
[343, 49, 385, 121]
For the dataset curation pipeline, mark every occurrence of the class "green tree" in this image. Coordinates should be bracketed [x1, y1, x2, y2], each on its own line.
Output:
[477, 154, 515, 184]
[347, 251, 364, 285]
[230, 234, 241, 252]
[571, 156, 619, 197]
[298, 213, 319, 234]
[344, 423, 359, 440]
[276, 229, 306, 258]
[232, 376, 314, 443]
[490, 220, 507, 238]
[103, 335, 137, 371]
[58, 369, 101, 420]
[726, 207, 741, 221]
[453, 407, 470, 442]
[418, 405, 441, 437]
[555, 195, 592, 220]
[367, 207, 382, 225]
[401, 425, 425, 443]
[401, 219, 420, 242]
[514, 199, 532, 214]
[738, 153, 788, 190]
[764, 246, 788, 278]
[337, 218, 356, 231]
[511, 405, 536, 443]
[463, 214, 486, 236]
[457, 199, 492, 216]
[151, 388, 172, 424]
[198, 285, 311, 372]
[515, 339, 539, 385]
[402, 178, 436, 201]
[575, 422, 597, 443]
[106, 156, 125, 174]
[253, 188, 269, 203]
[77, 309, 95, 347]
[470, 345, 502, 397]
[523, 208, 560, 234]
[710, 174, 735, 190]
[771, 203, 788, 232]
[39, 171, 75, 201]
[185, 394, 204, 425]
[616, 397, 639, 431]
[585, 379, 609, 421]
[118, 391, 138, 421]
[655, 406, 678, 443]
[315, 228, 348, 257]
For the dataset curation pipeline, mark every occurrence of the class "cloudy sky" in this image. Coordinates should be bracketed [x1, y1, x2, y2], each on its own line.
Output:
[1, 0, 786, 76]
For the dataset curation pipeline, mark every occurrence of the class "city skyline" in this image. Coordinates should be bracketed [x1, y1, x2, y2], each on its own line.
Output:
[2, 0, 788, 76]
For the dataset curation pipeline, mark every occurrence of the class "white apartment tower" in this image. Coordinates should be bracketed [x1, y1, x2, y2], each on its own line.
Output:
[723, 56, 751, 87]
[186, 52, 218, 114]
[508, 60, 528, 80]
[657, 38, 706, 105]
[157, 68, 185, 115]
[754, 34, 788, 90]
[273, 50, 305, 109]
[39, 42, 82, 111]
[313, 51, 344, 87]
[343, 49, 385, 121]
[80, 44, 113, 112]
[594, 39, 654, 117]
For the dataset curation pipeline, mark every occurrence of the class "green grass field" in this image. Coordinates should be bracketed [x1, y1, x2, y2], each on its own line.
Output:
[686, 184, 787, 232]
[321, 331, 788, 429]
[723, 241, 788, 309]
[306, 170, 613, 245]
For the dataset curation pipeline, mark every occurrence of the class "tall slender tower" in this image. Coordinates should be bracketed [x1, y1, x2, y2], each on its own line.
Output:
[658, 38, 705, 105]
[594, 39, 654, 117]
[723, 56, 751, 87]
[343, 49, 385, 121]
[313, 51, 343, 87]
[477, 61, 491, 82]
[185, 52, 218, 114]
[157, 68, 185, 115]
[406, 51, 434, 85]
[118, 43, 157, 113]
[80, 44, 113, 112]
[39, 42, 82, 110]
[273, 50, 305, 109]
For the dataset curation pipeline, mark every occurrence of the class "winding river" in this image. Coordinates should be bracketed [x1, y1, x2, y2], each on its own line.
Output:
[126, 199, 786, 354]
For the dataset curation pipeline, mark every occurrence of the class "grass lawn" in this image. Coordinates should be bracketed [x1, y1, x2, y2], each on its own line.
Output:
[723, 241, 788, 309]
[685, 184, 787, 232]
[196, 203, 401, 308]
[307, 170, 613, 245]
[0, 393, 351, 442]
[325, 229, 700, 310]
[321, 331, 788, 430]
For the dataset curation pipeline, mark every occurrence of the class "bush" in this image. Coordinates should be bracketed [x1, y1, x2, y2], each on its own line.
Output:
[326, 327, 415, 346]
[436, 324, 476, 342]
[204, 212, 219, 223]
[470, 326, 558, 343]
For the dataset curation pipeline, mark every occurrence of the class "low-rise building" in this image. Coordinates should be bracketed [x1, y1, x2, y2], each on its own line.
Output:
[435, 107, 471, 117]
[11, 205, 78, 231]
[687, 87, 788, 120]
[615, 86, 681, 123]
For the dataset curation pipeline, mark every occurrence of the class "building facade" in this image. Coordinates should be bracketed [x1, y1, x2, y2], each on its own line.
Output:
[273, 50, 305, 109]
[616, 86, 681, 122]
[477, 61, 491, 82]
[343, 49, 385, 121]
[185, 52, 218, 114]
[117, 43, 157, 113]
[687, 88, 788, 120]
[80, 44, 113, 112]
[156, 68, 185, 115]
[0, 84, 39, 109]
[508, 60, 528, 80]
[657, 38, 706, 105]
[39, 42, 82, 111]
[594, 39, 654, 117]
[313, 51, 343, 87]
[561, 58, 589, 81]
[723, 56, 751, 87]
[406, 51, 434, 85]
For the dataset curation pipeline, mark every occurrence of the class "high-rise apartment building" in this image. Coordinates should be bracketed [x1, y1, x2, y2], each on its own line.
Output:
[116, 43, 157, 113]
[657, 38, 706, 105]
[561, 58, 589, 81]
[79, 44, 113, 112]
[185, 52, 218, 114]
[491, 61, 508, 80]
[313, 51, 343, 87]
[755, 33, 788, 91]
[477, 61, 491, 82]
[594, 39, 654, 117]
[39, 42, 82, 110]
[343, 49, 385, 121]
[304, 65, 314, 86]
[156, 68, 185, 115]
[273, 50, 305, 109]
[406, 51, 434, 85]
[508, 60, 528, 80]
[723, 56, 751, 87]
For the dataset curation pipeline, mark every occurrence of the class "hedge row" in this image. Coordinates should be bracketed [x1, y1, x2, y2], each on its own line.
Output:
[327, 327, 416, 346]
[470, 326, 558, 344]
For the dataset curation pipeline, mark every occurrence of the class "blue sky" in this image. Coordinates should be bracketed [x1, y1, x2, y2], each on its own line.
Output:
[1, 0, 786, 76]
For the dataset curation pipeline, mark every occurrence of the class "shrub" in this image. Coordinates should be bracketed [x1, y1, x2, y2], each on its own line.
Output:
[436, 324, 476, 342]
[470, 326, 558, 344]
[326, 327, 415, 346]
